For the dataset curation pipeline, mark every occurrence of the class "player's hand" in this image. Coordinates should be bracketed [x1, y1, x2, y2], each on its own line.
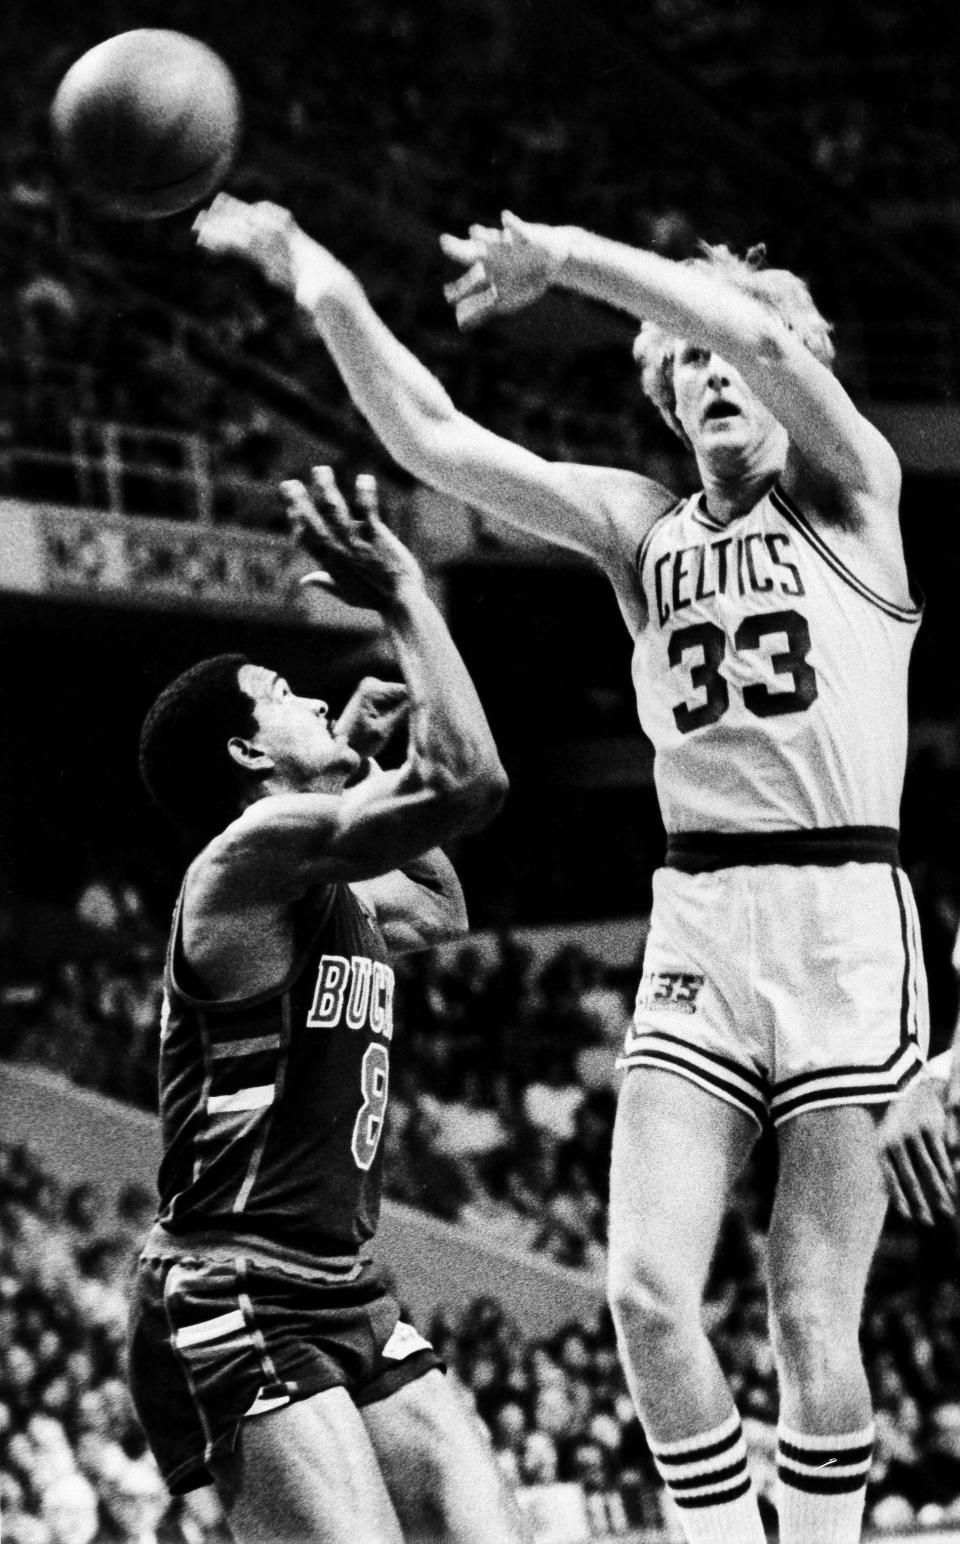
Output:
[193, 194, 338, 301]
[439, 210, 572, 330]
[877, 1076, 957, 1227]
[336, 677, 409, 756]
[282, 467, 424, 611]
[945, 1048, 960, 1163]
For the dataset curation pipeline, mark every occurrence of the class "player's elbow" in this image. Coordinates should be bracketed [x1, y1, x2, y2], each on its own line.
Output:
[424, 755, 509, 834]
[465, 757, 510, 828]
[399, 409, 472, 489]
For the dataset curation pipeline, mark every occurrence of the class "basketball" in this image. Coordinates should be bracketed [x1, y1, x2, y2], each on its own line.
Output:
[50, 30, 241, 220]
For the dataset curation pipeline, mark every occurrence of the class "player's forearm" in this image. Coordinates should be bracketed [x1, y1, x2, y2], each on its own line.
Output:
[385, 579, 507, 820]
[292, 244, 457, 475]
[556, 228, 770, 361]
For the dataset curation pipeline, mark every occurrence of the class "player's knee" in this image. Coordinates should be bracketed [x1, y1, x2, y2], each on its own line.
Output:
[768, 1285, 858, 1387]
[607, 1250, 693, 1344]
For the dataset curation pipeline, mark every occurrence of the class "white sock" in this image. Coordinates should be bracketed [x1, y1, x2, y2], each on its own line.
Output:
[776, 1421, 874, 1544]
[649, 1410, 767, 1544]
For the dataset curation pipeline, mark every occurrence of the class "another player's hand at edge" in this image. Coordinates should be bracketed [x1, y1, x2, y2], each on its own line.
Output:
[282, 467, 424, 613]
[877, 1075, 957, 1227]
[439, 211, 572, 331]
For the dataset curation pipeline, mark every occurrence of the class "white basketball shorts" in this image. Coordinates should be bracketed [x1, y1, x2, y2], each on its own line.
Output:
[618, 854, 928, 1128]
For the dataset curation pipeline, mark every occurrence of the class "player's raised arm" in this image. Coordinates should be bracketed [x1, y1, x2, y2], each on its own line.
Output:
[192, 195, 674, 571]
[201, 470, 507, 900]
[442, 212, 900, 510]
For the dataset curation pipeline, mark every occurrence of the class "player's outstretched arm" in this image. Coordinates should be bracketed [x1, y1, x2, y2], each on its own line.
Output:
[192, 194, 673, 570]
[206, 471, 507, 899]
[442, 211, 900, 507]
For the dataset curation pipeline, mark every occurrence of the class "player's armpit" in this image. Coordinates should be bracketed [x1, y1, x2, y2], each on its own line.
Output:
[352, 848, 468, 954]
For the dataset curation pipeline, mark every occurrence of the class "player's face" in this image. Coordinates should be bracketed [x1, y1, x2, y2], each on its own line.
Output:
[672, 343, 781, 464]
[238, 663, 362, 790]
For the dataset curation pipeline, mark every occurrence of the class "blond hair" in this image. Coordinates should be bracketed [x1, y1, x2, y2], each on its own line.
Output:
[632, 243, 835, 444]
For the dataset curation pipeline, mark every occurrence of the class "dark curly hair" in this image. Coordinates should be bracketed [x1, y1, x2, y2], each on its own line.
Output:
[138, 653, 257, 838]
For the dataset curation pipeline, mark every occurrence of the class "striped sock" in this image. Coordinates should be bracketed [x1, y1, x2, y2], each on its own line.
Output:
[649, 1410, 767, 1544]
[776, 1421, 874, 1544]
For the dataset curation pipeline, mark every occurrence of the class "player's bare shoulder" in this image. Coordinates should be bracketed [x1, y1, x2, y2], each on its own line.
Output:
[561, 462, 677, 570]
[560, 463, 679, 623]
[180, 812, 321, 997]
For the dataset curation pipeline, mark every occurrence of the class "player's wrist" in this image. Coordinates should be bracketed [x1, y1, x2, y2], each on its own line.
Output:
[555, 225, 595, 283]
[541, 224, 578, 283]
[291, 238, 350, 312]
[380, 573, 429, 626]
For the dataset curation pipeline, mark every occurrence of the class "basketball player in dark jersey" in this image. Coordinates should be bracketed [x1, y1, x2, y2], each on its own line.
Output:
[128, 471, 527, 1542]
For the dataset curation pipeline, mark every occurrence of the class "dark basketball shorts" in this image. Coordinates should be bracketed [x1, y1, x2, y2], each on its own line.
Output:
[128, 1230, 443, 1494]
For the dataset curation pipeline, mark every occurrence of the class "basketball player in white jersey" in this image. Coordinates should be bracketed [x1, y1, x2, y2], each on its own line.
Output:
[193, 194, 928, 1544]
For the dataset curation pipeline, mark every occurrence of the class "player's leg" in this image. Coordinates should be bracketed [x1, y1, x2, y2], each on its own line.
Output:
[767, 1104, 888, 1544]
[210, 1384, 405, 1544]
[361, 1367, 531, 1543]
[608, 1066, 766, 1544]
[360, 1366, 532, 1543]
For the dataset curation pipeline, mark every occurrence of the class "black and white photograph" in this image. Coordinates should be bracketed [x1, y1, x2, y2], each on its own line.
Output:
[1, 1, 959, 1540]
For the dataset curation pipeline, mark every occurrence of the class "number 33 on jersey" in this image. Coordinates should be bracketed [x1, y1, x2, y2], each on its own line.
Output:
[631, 485, 922, 835]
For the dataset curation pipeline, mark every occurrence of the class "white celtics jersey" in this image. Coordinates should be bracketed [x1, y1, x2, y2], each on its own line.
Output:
[630, 483, 922, 834]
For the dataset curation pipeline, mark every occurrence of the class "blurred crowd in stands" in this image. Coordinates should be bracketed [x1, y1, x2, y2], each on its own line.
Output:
[1, 0, 960, 1535]
[3, 1123, 960, 1538]
[2, 837, 960, 1268]
[0, 0, 957, 526]
[1, 851, 960, 1534]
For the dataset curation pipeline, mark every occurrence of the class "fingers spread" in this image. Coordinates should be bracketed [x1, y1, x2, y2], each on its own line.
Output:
[443, 262, 489, 305]
[439, 232, 481, 265]
[469, 223, 504, 244]
[888, 1146, 935, 1226]
[880, 1152, 912, 1221]
[353, 474, 380, 534]
[918, 1128, 958, 1213]
[456, 290, 499, 331]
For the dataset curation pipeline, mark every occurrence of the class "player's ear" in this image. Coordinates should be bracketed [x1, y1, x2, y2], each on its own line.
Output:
[227, 735, 274, 774]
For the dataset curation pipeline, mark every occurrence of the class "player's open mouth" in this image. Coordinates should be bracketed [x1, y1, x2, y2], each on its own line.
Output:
[703, 400, 740, 421]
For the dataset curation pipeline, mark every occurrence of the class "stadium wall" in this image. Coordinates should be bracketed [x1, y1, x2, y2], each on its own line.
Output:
[0, 1062, 606, 1339]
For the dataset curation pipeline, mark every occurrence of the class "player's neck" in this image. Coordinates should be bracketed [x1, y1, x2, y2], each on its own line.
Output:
[697, 443, 784, 525]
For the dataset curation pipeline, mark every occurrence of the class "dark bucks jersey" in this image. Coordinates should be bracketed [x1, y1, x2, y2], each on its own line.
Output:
[156, 882, 395, 1252]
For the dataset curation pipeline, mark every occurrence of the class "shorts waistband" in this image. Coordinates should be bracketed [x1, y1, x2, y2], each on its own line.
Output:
[140, 1223, 364, 1281]
[665, 826, 901, 873]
